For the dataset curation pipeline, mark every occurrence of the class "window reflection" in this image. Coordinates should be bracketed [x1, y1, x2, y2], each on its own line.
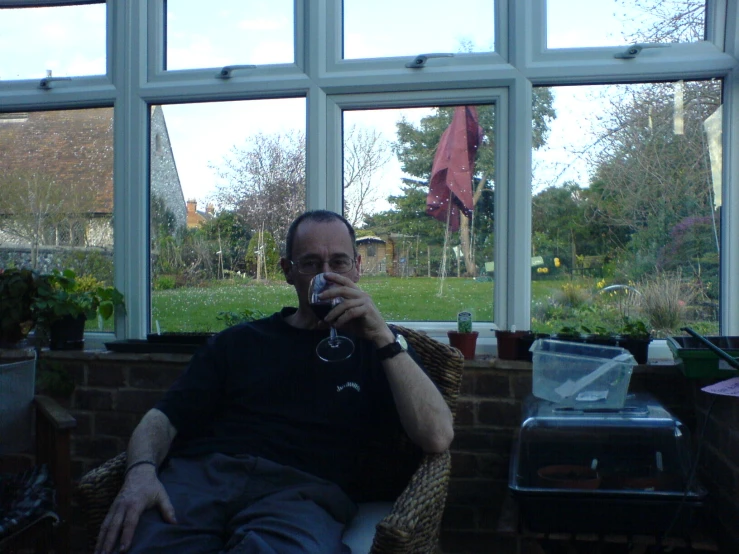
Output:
[0, 3, 106, 80]
[165, 0, 294, 70]
[547, 0, 706, 49]
[343, 105, 495, 323]
[343, 0, 494, 59]
[0, 108, 115, 328]
[149, 98, 306, 333]
[531, 81, 721, 337]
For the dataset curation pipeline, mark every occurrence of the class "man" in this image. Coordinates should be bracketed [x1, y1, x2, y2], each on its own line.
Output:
[95, 210, 454, 554]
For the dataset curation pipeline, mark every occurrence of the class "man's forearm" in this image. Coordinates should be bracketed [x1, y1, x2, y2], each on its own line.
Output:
[381, 352, 454, 453]
[126, 408, 177, 468]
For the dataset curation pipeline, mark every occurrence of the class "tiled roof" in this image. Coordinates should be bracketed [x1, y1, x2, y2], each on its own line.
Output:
[0, 108, 114, 214]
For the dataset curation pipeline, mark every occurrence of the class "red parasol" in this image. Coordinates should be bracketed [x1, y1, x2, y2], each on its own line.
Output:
[426, 105, 483, 231]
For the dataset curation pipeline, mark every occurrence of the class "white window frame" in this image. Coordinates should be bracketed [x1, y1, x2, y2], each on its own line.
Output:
[0, 0, 736, 343]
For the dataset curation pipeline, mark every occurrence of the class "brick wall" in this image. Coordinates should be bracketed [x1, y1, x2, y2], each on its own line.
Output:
[17, 350, 739, 553]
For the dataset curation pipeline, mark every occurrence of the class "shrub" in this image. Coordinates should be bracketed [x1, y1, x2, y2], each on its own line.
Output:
[553, 282, 590, 309]
[154, 276, 176, 291]
[638, 271, 698, 334]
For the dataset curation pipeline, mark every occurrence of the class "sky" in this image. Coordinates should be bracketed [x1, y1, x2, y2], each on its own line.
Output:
[0, 1, 690, 210]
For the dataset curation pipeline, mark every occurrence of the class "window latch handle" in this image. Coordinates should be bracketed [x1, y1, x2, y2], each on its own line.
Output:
[216, 65, 257, 79]
[39, 76, 72, 89]
[405, 53, 454, 69]
[614, 43, 669, 60]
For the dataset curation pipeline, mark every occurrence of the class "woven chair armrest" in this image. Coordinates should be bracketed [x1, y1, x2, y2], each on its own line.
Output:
[370, 450, 451, 554]
[76, 452, 127, 553]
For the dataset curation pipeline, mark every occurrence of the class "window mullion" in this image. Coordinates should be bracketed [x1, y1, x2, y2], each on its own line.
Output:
[113, 0, 149, 339]
[722, 71, 739, 335]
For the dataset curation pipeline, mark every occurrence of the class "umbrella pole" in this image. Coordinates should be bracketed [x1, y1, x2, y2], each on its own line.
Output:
[438, 192, 453, 297]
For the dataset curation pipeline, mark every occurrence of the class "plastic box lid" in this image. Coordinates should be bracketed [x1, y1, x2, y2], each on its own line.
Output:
[530, 339, 635, 409]
[510, 393, 701, 497]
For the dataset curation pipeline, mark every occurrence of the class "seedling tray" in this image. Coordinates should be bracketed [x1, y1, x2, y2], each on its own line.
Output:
[667, 336, 739, 378]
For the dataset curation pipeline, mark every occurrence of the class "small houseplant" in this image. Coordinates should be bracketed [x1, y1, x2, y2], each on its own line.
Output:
[33, 269, 125, 350]
[448, 311, 478, 360]
[616, 317, 652, 364]
[0, 268, 43, 348]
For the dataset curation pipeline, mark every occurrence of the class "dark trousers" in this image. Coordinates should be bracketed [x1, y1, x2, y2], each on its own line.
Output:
[127, 453, 357, 554]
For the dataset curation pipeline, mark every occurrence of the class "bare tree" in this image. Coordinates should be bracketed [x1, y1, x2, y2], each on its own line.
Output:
[211, 132, 306, 249]
[343, 125, 391, 227]
[617, 0, 704, 43]
[0, 170, 97, 268]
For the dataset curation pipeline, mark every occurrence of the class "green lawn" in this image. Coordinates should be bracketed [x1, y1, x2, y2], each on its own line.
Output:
[152, 276, 717, 332]
[150, 275, 573, 333]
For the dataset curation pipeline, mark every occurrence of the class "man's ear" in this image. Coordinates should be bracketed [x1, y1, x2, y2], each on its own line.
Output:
[352, 254, 362, 283]
[280, 258, 294, 284]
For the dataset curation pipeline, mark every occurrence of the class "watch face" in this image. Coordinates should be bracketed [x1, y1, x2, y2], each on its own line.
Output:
[397, 335, 408, 350]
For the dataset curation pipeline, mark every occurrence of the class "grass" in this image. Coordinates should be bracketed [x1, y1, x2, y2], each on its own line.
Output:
[151, 275, 503, 333]
[149, 275, 718, 336]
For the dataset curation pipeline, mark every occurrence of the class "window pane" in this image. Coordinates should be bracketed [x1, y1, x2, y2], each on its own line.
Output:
[343, 0, 494, 59]
[0, 108, 115, 330]
[0, 3, 106, 80]
[164, 0, 294, 70]
[547, 0, 705, 49]
[531, 81, 721, 338]
[343, 105, 495, 324]
[150, 98, 306, 333]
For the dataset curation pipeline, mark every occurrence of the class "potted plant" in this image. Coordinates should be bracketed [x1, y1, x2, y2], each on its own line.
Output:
[616, 317, 652, 364]
[0, 268, 43, 348]
[551, 325, 586, 343]
[516, 331, 551, 362]
[448, 311, 478, 360]
[581, 325, 618, 347]
[33, 269, 125, 350]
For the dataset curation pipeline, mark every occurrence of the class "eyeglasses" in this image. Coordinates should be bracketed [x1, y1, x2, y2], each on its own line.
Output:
[290, 256, 356, 275]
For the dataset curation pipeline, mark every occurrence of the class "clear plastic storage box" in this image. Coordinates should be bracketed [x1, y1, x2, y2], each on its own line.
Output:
[531, 339, 636, 409]
[509, 393, 706, 534]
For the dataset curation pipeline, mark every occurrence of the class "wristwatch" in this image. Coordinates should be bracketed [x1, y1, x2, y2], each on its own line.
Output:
[376, 333, 408, 361]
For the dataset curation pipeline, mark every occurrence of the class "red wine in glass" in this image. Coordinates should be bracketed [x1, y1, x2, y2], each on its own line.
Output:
[308, 273, 355, 362]
[309, 302, 332, 321]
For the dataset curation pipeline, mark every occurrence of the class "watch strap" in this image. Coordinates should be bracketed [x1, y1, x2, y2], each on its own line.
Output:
[376, 331, 407, 361]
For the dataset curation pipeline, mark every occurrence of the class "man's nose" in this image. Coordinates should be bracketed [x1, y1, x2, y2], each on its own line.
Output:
[320, 260, 332, 272]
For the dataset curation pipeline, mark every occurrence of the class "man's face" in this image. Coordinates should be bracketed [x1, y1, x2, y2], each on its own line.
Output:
[281, 219, 360, 307]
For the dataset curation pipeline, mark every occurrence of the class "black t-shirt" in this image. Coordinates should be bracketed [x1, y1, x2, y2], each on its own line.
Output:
[155, 308, 411, 490]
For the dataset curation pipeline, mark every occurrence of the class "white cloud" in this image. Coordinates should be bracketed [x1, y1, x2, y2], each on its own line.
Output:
[237, 17, 289, 32]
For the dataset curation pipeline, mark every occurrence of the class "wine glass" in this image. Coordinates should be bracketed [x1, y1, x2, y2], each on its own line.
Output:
[308, 273, 355, 362]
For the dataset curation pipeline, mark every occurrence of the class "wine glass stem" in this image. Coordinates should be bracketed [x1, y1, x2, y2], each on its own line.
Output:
[329, 326, 339, 347]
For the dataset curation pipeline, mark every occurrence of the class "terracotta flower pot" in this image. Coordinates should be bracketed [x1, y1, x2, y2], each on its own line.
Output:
[448, 331, 479, 360]
[495, 330, 527, 360]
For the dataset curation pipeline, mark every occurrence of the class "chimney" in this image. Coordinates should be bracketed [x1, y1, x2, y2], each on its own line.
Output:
[206, 203, 215, 215]
[186, 199, 197, 214]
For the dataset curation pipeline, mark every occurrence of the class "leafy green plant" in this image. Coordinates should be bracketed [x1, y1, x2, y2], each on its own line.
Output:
[618, 317, 651, 338]
[154, 275, 176, 291]
[33, 269, 125, 325]
[216, 308, 267, 327]
[0, 267, 42, 345]
[556, 325, 581, 337]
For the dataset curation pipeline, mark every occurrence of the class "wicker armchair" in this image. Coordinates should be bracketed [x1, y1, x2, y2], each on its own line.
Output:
[77, 325, 465, 553]
[0, 395, 77, 554]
